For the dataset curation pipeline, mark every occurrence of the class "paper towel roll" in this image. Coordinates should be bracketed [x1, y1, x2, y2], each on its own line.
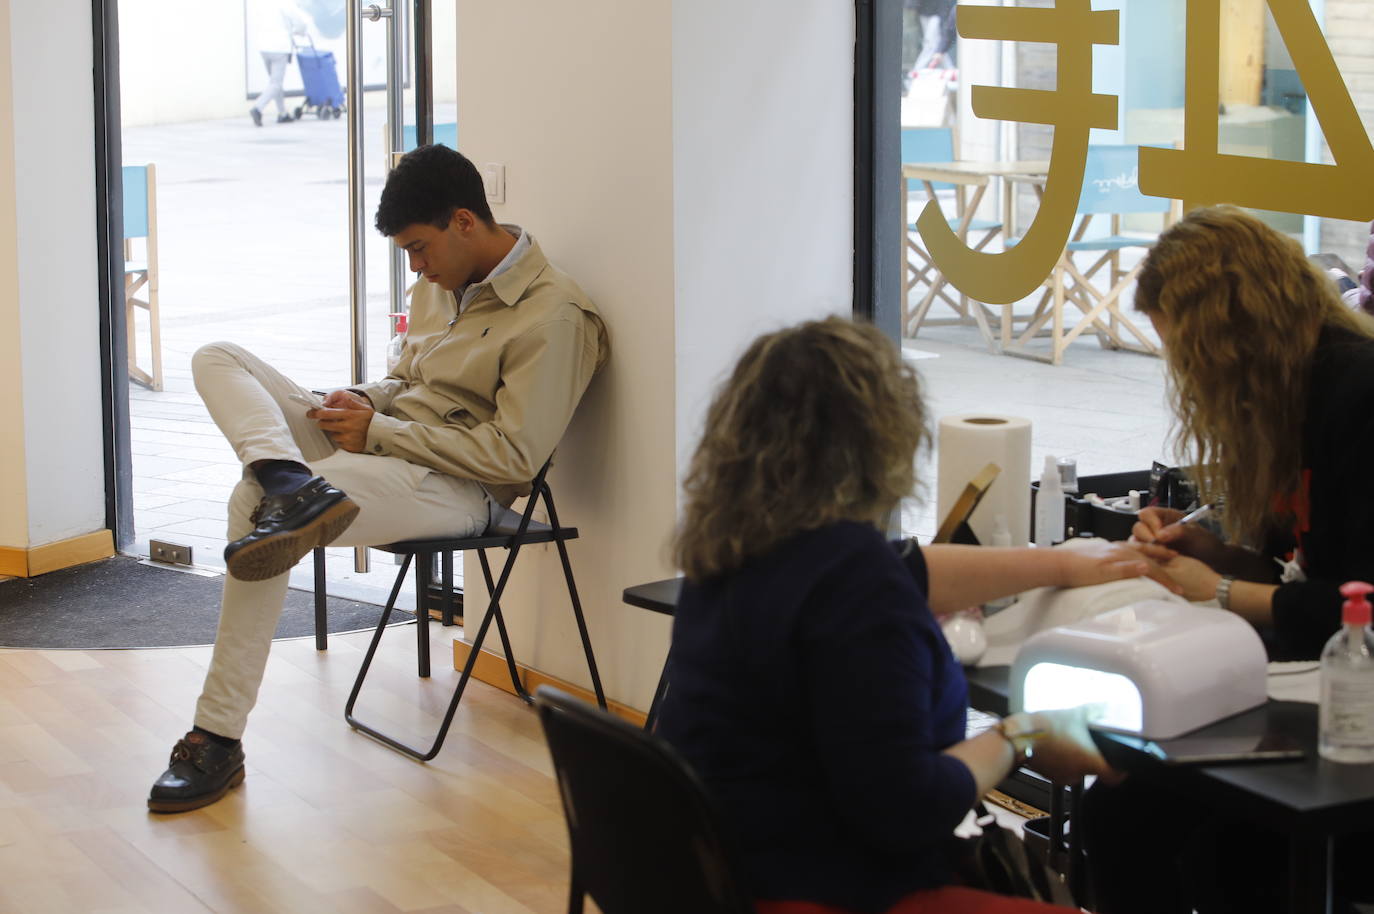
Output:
[936, 414, 1032, 547]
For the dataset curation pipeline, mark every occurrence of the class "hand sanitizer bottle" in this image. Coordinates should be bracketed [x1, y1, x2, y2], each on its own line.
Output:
[1035, 455, 1065, 548]
[386, 312, 409, 374]
[1319, 580, 1374, 763]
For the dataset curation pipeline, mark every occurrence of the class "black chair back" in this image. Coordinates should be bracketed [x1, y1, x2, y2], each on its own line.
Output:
[534, 686, 756, 914]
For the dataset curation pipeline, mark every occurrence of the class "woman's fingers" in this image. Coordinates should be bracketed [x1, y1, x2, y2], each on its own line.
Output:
[1130, 541, 1180, 562]
[1132, 507, 1182, 544]
[1126, 559, 1184, 594]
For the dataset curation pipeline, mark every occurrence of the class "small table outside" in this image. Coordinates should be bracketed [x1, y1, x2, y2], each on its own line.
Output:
[901, 159, 1050, 349]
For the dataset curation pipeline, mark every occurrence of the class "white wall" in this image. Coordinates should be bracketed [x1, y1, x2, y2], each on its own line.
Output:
[0, 0, 27, 548]
[456, 0, 680, 711]
[2, 0, 106, 548]
[118, 0, 459, 127]
[458, 0, 854, 711]
[672, 0, 854, 487]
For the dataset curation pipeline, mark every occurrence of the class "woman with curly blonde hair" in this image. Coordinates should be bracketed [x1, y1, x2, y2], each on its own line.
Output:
[1128, 205, 1374, 660]
[656, 317, 1172, 914]
[1084, 206, 1374, 914]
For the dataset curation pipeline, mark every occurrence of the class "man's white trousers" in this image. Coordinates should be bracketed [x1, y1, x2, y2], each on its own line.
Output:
[190, 341, 487, 739]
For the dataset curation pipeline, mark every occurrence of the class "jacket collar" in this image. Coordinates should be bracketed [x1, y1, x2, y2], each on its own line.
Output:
[487, 226, 547, 307]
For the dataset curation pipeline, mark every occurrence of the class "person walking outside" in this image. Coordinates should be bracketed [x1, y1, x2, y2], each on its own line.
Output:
[248, 0, 312, 126]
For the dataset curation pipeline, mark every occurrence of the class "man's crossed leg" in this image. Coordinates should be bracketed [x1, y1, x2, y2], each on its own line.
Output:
[147, 342, 487, 812]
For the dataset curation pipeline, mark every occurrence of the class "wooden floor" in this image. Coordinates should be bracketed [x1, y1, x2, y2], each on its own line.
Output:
[0, 623, 587, 913]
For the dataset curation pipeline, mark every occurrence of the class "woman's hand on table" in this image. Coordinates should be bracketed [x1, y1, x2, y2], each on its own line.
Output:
[1024, 707, 1123, 786]
[1054, 540, 1182, 595]
[1147, 553, 1223, 603]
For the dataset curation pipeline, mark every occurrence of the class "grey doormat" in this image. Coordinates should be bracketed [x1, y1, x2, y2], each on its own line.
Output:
[0, 555, 411, 649]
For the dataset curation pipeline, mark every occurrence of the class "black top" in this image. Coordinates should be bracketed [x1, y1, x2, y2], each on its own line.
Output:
[1268, 326, 1374, 659]
[655, 521, 974, 914]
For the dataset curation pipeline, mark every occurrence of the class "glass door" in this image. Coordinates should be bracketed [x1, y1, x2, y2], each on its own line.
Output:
[113, 0, 437, 604]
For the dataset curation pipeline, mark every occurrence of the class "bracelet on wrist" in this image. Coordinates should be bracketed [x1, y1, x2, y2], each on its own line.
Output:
[995, 715, 1045, 767]
[1215, 574, 1236, 610]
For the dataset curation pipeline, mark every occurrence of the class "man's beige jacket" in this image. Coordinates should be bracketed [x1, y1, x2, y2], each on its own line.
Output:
[354, 233, 608, 507]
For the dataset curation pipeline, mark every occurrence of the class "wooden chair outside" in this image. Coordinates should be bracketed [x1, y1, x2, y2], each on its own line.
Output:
[1001, 145, 1173, 366]
[123, 164, 163, 391]
[901, 126, 1004, 339]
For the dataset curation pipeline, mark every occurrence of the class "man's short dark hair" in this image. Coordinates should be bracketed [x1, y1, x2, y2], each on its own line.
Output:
[375, 144, 495, 236]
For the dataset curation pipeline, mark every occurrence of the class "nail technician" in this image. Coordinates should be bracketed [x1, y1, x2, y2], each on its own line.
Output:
[1130, 205, 1374, 661]
[1080, 207, 1374, 914]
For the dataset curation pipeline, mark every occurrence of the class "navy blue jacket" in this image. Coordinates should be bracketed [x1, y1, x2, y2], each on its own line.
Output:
[656, 521, 975, 914]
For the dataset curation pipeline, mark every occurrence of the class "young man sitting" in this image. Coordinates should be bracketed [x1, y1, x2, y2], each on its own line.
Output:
[148, 145, 609, 813]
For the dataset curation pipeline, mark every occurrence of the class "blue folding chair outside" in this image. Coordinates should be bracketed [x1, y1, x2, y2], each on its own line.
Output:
[1003, 145, 1173, 365]
[901, 126, 1005, 339]
[401, 122, 457, 152]
[123, 164, 163, 390]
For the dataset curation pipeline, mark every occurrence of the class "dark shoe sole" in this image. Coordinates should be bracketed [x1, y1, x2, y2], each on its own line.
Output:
[147, 764, 245, 813]
[226, 498, 360, 582]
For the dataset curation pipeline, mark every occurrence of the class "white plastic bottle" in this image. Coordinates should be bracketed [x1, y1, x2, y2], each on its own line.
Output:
[386, 312, 409, 374]
[986, 514, 1016, 610]
[1319, 580, 1374, 763]
[1035, 454, 1065, 548]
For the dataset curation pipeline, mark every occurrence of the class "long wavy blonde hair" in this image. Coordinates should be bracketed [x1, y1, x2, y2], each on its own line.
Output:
[1135, 205, 1374, 543]
[675, 317, 928, 581]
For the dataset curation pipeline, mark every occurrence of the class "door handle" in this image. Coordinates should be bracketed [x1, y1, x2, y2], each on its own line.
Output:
[347, 0, 411, 575]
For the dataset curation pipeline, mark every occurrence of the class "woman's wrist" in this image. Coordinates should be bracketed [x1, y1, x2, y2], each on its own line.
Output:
[996, 712, 1044, 767]
[1214, 573, 1236, 609]
[1048, 548, 1072, 589]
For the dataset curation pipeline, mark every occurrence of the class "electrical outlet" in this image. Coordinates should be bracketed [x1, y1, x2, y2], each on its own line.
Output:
[482, 162, 506, 204]
[149, 539, 194, 567]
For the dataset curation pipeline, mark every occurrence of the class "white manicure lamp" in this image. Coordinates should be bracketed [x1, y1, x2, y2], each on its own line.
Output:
[1009, 601, 1269, 740]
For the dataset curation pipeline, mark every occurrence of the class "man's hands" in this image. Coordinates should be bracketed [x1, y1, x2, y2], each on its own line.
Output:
[1054, 540, 1182, 595]
[308, 389, 375, 453]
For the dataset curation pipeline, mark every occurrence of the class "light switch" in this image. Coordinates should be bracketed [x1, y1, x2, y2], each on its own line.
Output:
[482, 162, 506, 204]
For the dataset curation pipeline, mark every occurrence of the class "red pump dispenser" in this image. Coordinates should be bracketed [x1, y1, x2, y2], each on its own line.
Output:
[1339, 581, 1374, 627]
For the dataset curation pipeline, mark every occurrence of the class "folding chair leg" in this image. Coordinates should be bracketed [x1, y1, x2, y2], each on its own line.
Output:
[415, 551, 432, 678]
[345, 476, 608, 761]
[477, 549, 533, 703]
[312, 547, 328, 651]
[344, 553, 431, 757]
[347, 542, 531, 760]
[644, 670, 669, 732]
[542, 486, 608, 710]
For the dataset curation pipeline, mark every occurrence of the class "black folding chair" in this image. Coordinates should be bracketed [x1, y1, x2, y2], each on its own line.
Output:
[345, 459, 606, 761]
[535, 685, 756, 914]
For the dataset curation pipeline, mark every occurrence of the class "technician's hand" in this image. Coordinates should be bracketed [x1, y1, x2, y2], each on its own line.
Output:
[1023, 707, 1123, 786]
[1130, 506, 1226, 566]
[1055, 540, 1182, 595]
[308, 402, 375, 453]
[1153, 553, 1223, 603]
